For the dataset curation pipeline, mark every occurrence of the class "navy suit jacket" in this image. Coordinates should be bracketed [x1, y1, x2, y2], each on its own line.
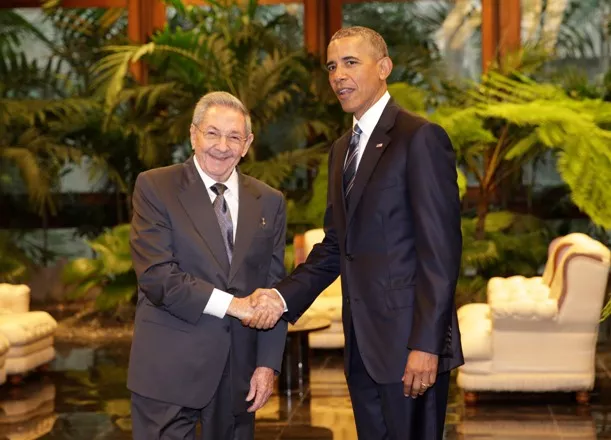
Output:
[127, 158, 288, 411]
[275, 99, 464, 382]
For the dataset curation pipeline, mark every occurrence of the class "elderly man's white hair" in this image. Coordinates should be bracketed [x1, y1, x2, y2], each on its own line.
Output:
[192, 91, 252, 135]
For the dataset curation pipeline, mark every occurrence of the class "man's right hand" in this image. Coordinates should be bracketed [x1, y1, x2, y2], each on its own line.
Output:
[244, 289, 284, 329]
[225, 289, 284, 329]
[226, 296, 254, 321]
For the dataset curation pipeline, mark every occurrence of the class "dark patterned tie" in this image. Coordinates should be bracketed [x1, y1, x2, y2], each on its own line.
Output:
[211, 183, 233, 263]
[343, 124, 362, 198]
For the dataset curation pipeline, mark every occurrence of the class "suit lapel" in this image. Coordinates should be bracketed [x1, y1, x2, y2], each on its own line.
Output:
[228, 173, 262, 282]
[345, 101, 399, 224]
[177, 157, 230, 277]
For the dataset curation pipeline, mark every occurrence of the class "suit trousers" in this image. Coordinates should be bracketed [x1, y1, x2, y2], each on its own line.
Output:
[346, 326, 450, 440]
[131, 358, 254, 440]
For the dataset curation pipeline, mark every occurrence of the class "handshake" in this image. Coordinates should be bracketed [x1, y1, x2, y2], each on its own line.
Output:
[226, 289, 285, 330]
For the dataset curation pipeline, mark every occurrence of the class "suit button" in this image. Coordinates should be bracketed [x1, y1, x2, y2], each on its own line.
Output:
[346, 254, 353, 261]
[346, 297, 350, 304]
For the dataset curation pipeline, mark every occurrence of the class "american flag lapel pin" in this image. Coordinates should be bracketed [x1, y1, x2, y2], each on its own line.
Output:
[375, 143, 384, 148]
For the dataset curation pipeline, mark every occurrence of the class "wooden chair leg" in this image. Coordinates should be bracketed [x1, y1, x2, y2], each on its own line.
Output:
[37, 363, 51, 373]
[576, 391, 590, 405]
[9, 374, 24, 385]
[464, 391, 478, 405]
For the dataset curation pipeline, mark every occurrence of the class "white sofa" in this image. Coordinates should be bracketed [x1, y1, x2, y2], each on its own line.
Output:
[295, 229, 344, 349]
[0, 284, 57, 379]
[457, 235, 610, 402]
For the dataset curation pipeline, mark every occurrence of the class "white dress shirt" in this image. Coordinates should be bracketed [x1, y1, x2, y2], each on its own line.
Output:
[194, 156, 238, 318]
[350, 91, 391, 172]
[275, 91, 391, 310]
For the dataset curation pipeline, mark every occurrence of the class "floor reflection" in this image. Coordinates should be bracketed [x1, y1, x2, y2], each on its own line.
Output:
[457, 405, 597, 439]
[0, 342, 606, 439]
[0, 377, 57, 439]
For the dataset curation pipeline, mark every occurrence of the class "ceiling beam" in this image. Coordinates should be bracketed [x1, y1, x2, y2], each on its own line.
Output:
[1, 0, 295, 7]
[1, 0, 125, 7]
[2, 0, 433, 7]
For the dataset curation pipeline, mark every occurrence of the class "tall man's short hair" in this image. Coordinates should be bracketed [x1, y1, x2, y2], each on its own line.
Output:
[330, 26, 389, 59]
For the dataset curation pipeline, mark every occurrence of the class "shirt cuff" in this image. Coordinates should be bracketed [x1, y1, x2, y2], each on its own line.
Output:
[272, 288, 288, 312]
[203, 289, 234, 318]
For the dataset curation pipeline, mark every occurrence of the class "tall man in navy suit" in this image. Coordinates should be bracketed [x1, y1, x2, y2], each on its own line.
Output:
[247, 27, 464, 439]
[128, 91, 287, 440]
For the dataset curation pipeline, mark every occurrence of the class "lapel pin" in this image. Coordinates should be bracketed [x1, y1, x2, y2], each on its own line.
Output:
[375, 143, 384, 148]
[261, 217, 266, 227]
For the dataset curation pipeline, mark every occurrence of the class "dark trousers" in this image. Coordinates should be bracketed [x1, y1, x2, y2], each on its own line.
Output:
[346, 327, 451, 440]
[131, 362, 254, 440]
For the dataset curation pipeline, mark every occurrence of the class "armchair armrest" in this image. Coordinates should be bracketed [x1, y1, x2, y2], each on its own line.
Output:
[490, 297, 558, 321]
[0, 284, 30, 314]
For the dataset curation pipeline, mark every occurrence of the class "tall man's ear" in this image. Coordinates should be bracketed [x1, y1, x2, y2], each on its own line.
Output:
[378, 57, 393, 81]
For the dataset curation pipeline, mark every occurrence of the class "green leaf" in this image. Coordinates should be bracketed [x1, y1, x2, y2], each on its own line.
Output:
[457, 167, 467, 200]
[65, 278, 100, 301]
[62, 258, 102, 284]
[388, 82, 428, 113]
[484, 211, 516, 232]
[94, 274, 136, 311]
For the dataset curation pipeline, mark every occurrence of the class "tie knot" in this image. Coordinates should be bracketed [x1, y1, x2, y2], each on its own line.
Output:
[353, 124, 362, 136]
[211, 183, 227, 196]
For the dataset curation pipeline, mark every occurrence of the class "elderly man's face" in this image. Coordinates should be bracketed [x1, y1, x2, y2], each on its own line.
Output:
[190, 105, 253, 182]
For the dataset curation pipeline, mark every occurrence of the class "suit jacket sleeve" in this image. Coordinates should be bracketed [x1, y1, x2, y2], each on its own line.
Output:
[274, 147, 342, 324]
[130, 172, 214, 325]
[256, 194, 288, 372]
[406, 123, 462, 356]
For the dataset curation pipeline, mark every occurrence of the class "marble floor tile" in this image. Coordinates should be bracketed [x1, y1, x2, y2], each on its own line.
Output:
[0, 341, 605, 439]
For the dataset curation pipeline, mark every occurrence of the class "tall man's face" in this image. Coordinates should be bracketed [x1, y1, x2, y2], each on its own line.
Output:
[326, 36, 392, 119]
[190, 105, 253, 182]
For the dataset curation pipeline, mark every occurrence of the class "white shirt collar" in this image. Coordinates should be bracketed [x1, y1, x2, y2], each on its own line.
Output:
[353, 91, 391, 136]
[193, 155, 239, 198]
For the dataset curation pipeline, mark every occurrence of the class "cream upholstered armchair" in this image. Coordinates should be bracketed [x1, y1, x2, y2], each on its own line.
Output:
[294, 229, 344, 349]
[457, 235, 610, 403]
[0, 284, 57, 380]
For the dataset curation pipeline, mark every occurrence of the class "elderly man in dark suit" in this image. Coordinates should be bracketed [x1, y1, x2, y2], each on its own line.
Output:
[247, 27, 463, 439]
[128, 91, 288, 440]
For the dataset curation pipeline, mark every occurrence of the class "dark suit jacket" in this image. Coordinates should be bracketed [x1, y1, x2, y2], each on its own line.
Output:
[275, 99, 463, 383]
[127, 157, 288, 412]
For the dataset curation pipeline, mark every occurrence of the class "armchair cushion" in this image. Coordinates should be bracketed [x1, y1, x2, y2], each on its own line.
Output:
[0, 284, 30, 314]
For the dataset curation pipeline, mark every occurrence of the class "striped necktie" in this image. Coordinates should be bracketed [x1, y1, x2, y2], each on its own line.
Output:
[343, 124, 362, 198]
[211, 183, 233, 263]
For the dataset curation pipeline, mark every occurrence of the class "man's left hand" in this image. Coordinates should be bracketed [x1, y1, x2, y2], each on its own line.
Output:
[246, 366, 275, 413]
[402, 350, 438, 399]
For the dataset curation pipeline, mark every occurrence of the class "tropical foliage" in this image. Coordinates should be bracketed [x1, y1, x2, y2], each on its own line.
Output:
[456, 211, 550, 307]
[61, 224, 135, 312]
[93, 0, 335, 189]
[389, 71, 611, 238]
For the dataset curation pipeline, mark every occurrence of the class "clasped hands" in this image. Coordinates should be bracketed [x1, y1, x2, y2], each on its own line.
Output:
[227, 288, 284, 329]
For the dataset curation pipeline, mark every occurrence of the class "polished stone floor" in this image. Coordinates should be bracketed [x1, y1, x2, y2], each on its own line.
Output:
[0, 342, 609, 439]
